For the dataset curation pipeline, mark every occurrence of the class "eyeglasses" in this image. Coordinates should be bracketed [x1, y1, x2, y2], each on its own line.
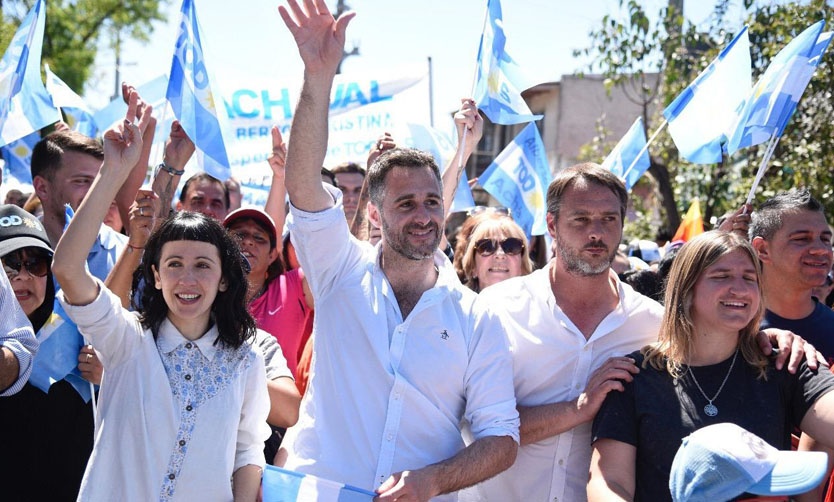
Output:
[2, 252, 50, 279]
[474, 237, 524, 257]
[466, 206, 512, 218]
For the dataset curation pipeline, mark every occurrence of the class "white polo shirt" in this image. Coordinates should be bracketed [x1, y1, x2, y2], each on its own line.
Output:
[472, 265, 663, 502]
[283, 188, 519, 498]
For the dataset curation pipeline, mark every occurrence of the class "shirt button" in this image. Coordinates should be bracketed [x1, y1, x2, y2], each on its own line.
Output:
[558, 459, 564, 466]
[575, 384, 581, 390]
[387, 434, 393, 441]
[186, 405, 193, 411]
[179, 440, 186, 447]
[185, 343, 193, 349]
[185, 374, 192, 381]
[168, 473, 175, 480]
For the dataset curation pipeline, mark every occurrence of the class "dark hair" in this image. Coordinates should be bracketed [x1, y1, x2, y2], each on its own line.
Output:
[367, 148, 441, 206]
[320, 167, 338, 187]
[331, 161, 366, 178]
[138, 212, 255, 347]
[179, 172, 230, 210]
[233, 216, 286, 283]
[31, 131, 103, 182]
[545, 162, 628, 223]
[750, 188, 825, 241]
[15, 248, 55, 332]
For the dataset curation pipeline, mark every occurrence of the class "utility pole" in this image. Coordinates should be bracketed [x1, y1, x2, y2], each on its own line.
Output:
[111, 28, 136, 102]
[333, 0, 359, 74]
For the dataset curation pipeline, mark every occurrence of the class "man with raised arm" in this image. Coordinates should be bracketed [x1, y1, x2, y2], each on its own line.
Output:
[277, 1, 518, 500]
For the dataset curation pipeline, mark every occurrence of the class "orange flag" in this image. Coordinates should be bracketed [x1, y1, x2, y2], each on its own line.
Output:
[673, 199, 704, 242]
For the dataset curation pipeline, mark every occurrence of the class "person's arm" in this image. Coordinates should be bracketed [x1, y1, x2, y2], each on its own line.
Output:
[265, 126, 288, 234]
[376, 435, 516, 501]
[278, 0, 355, 213]
[104, 189, 160, 308]
[152, 120, 195, 218]
[350, 132, 395, 240]
[0, 272, 36, 395]
[519, 356, 639, 445]
[442, 98, 483, 218]
[756, 328, 821, 373]
[267, 377, 301, 427]
[115, 83, 156, 230]
[53, 92, 149, 306]
[232, 464, 262, 502]
[587, 439, 636, 501]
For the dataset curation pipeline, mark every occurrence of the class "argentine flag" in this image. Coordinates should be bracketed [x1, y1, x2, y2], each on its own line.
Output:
[167, 0, 231, 180]
[262, 466, 375, 501]
[478, 123, 552, 237]
[45, 65, 98, 138]
[602, 117, 651, 191]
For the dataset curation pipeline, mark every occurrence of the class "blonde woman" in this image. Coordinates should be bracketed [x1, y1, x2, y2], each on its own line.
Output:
[588, 231, 834, 501]
[459, 215, 534, 292]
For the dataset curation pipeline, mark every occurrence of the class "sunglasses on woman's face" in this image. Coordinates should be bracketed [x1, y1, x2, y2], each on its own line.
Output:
[474, 237, 524, 257]
[2, 252, 50, 279]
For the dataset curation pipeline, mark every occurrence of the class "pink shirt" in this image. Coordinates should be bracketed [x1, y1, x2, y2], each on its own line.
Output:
[249, 268, 310, 377]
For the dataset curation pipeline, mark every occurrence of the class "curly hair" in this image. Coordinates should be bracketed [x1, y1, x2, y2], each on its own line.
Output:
[138, 212, 256, 348]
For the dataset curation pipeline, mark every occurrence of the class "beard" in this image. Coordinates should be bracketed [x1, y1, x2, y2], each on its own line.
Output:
[380, 216, 441, 261]
[556, 238, 616, 276]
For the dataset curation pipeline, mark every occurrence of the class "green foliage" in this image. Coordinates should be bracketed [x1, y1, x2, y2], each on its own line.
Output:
[1, 0, 166, 92]
[576, 0, 834, 237]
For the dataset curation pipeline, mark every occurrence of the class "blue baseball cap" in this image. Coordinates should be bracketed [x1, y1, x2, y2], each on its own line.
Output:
[670, 423, 828, 501]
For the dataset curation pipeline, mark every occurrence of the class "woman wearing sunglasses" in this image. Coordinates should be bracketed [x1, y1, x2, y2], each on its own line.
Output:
[0, 203, 96, 501]
[460, 215, 534, 292]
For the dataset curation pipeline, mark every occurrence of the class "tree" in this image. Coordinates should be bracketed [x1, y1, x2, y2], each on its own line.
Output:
[1, 0, 166, 93]
[576, 0, 834, 238]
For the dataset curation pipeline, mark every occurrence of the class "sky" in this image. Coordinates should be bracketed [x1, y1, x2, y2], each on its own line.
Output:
[83, 0, 749, 125]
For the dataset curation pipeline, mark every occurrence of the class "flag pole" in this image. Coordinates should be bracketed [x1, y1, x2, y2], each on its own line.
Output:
[456, 0, 491, 171]
[620, 119, 667, 183]
[744, 132, 780, 205]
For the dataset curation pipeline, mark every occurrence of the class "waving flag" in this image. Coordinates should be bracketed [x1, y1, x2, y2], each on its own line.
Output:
[672, 199, 704, 243]
[602, 117, 651, 191]
[44, 65, 98, 138]
[473, 0, 542, 125]
[262, 466, 375, 501]
[1, 130, 39, 185]
[167, 0, 231, 180]
[664, 27, 751, 164]
[0, 0, 60, 147]
[727, 21, 832, 155]
[29, 304, 92, 402]
[479, 123, 552, 236]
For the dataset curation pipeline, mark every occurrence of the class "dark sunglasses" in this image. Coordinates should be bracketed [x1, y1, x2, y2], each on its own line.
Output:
[2, 252, 50, 279]
[474, 237, 524, 257]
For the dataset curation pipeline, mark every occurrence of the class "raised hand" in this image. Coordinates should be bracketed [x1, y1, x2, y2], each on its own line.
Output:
[268, 126, 288, 178]
[367, 132, 395, 169]
[102, 90, 149, 174]
[164, 120, 195, 171]
[454, 98, 483, 156]
[278, 0, 356, 74]
[127, 189, 161, 250]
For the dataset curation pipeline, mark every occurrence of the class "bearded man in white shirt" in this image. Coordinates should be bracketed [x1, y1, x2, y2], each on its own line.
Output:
[276, 2, 519, 501]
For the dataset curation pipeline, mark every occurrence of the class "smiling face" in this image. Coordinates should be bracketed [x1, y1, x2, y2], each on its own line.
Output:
[690, 249, 761, 339]
[472, 229, 525, 290]
[152, 240, 227, 339]
[369, 165, 444, 261]
[3, 248, 49, 317]
[36, 150, 101, 220]
[549, 180, 622, 277]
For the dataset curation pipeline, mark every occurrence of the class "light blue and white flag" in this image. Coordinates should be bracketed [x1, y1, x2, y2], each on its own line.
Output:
[29, 304, 92, 403]
[663, 27, 751, 164]
[0, 0, 61, 147]
[602, 117, 651, 191]
[44, 65, 98, 138]
[400, 122, 475, 212]
[166, 0, 231, 180]
[473, 0, 542, 125]
[1, 130, 39, 185]
[727, 20, 832, 154]
[479, 123, 552, 236]
[262, 466, 375, 502]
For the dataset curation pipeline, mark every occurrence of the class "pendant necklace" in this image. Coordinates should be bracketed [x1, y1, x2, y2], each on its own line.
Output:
[687, 347, 739, 417]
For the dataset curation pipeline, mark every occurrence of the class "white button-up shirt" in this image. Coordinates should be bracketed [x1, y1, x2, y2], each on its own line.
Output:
[472, 265, 663, 502]
[283, 189, 519, 499]
[59, 281, 270, 502]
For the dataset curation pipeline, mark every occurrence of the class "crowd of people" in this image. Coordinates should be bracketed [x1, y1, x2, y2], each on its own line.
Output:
[0, 1, 834, 501]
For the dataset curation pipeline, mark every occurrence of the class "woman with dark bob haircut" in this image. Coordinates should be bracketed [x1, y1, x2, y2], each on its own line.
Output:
[52, 95, 269, 501]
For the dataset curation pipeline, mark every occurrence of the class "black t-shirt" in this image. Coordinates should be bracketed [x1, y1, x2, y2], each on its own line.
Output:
[592, 350, 834, 502]
[761, 302, 834, 365]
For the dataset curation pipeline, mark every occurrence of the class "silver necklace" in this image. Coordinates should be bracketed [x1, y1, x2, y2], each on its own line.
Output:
[687, 348, 739, 417]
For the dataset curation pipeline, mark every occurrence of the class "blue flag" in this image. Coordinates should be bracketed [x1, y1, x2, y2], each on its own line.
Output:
[166, 0, 231, 180]
[473, 0, 542, 125]
[479, 123, 552, 236]
[1, 130, 39, 185]
[727, 21, 832, 155]
[262, 466, 375, 502]
[602, 117, 651, 191]
[663, 27, 751, 164]
[0, 0, 61, 147]
[44, 65, 98, 138]
[29, 304, 93, 403]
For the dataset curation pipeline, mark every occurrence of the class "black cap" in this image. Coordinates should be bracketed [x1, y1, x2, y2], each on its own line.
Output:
[0, 204, 53, 257]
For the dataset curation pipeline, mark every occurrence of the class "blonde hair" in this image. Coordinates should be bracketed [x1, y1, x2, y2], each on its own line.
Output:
[643, 231, 768, 379]
[460, 217, 533, 292]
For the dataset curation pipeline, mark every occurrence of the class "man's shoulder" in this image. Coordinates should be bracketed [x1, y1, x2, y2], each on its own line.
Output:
[620, 280, 665, 319]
